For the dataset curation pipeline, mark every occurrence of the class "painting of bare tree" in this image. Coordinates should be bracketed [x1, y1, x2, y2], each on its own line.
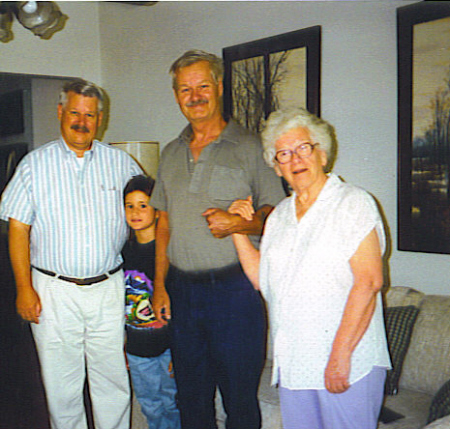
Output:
[229, 48, 307, 134]
[270, 49, 307, 114]
[398, 2, 450, 253]
[231, 56, 265, 132]
[223, 26, 320, 134]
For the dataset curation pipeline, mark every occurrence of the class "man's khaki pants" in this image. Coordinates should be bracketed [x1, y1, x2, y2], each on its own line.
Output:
[31, 268, 130, 429]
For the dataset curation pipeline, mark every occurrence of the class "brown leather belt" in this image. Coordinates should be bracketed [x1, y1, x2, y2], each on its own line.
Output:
[33, 265, 123, 286]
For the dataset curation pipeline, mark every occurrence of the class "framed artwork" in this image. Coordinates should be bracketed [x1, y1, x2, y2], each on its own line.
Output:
[398, 2, 450, 254]
[223, 26, 321, 134]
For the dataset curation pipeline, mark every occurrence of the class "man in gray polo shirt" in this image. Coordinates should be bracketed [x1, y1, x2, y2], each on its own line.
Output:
[151, 50, 285, 429]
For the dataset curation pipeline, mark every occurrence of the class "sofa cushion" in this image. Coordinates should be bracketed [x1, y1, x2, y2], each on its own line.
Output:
[384, 286, 425, 308]
[425, 414, 450, 429]
[427, 378, 450, 424]
[377, 388, 432, 429]
[384, 305, 420, 395]
[399, 295, 450, 395]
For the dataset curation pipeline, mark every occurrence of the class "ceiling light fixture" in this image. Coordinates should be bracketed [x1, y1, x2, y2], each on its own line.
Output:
[0, 1, 67, 43]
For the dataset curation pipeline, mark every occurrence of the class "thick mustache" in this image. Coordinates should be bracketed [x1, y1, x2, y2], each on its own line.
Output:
[71, 124, 90, 133]
[186, 99, 208, 107]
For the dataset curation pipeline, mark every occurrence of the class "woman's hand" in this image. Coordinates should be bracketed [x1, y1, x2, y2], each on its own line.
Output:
[324, 349, 351, 393]
[228, 196, 254, 221]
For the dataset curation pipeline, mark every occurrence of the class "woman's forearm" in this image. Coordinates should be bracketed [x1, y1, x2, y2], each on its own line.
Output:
[331, 285, 378, 356]
[232, 234, 260, 290]
[325, 228, 383, 393]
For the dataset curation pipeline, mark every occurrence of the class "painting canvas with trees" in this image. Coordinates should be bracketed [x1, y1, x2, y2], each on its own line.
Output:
[398, 2, 450, 254]
[223, 26, 321, 134]
[230, 48, 307, 134]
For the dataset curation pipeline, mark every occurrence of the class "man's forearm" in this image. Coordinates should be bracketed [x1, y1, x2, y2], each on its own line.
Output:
[154, 211, 170, 286]
[154, 210, 172, 323]
[203, 204, 274, 239]
[233, 204, 273, 236]
[9, 218, 32, 291]
[9, 218, 42, 323]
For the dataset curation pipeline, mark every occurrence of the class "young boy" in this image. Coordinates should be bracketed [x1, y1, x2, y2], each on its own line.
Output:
[123, 175, 180, 429]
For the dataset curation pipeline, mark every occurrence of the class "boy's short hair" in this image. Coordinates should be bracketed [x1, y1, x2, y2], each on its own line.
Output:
[123, 175, 155, 201]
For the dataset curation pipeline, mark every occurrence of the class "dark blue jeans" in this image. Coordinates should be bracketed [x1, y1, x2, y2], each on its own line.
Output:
[166, 264, 266, 429]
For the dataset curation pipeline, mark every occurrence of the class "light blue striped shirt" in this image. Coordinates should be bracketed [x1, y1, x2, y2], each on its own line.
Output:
[0, 138, 142, 277]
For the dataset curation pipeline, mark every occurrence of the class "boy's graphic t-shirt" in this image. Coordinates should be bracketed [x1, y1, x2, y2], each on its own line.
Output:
[122, 238, 170, 357]
[125, 269, 161, 329]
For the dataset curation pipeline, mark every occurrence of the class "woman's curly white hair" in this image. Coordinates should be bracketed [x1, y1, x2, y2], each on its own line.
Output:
[261, 107, 337, 172]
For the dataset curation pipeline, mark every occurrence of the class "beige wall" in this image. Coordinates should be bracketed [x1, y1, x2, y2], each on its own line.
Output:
[31, 77, 70, 146]
[100, 0, 450, 296]
[3, 0, 450, 296]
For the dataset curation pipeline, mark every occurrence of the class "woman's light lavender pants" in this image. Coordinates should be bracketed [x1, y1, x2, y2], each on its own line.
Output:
[279, 366, 386, 429]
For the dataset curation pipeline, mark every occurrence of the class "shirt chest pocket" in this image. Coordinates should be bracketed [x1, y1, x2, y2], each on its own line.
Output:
[208, 165, 252, 202]
[100, 182, 122, 217]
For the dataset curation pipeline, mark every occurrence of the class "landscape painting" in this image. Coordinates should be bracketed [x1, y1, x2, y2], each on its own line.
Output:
[398, 2, 450, 254]
[223, 26, 320, 134]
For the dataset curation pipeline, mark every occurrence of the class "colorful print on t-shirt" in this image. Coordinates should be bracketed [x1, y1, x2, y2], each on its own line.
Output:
[125, 270, 163, 329]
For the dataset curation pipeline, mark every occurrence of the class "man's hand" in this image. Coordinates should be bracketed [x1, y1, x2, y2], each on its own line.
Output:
[202, 208, 241, 238]
[153, 281, 171, 325]
[9, 218, 39, 323]
[16, 286, 41, 324]
[203, 203, 272, 239]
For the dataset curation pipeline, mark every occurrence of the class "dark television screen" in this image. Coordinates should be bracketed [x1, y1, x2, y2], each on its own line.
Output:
[0, 90, 25, 137]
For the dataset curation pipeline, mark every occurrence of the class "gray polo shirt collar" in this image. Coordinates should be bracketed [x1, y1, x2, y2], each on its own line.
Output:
[177, 119, 243, 147]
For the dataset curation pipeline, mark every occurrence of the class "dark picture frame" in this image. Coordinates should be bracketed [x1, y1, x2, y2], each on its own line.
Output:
[398, 2, 450, 254]
[0, 90, 24, 137]
[223, 26, 321, 134]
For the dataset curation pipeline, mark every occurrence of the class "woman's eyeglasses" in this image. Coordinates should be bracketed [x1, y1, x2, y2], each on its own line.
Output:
[274, 142, 318, 164]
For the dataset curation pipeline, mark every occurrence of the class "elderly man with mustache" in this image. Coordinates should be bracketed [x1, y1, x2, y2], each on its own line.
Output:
[150, 50, 285, 429]
[0, 79, 142, 429]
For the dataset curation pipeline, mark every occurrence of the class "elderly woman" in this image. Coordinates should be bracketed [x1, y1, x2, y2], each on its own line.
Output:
[230, 108, 391, 429]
